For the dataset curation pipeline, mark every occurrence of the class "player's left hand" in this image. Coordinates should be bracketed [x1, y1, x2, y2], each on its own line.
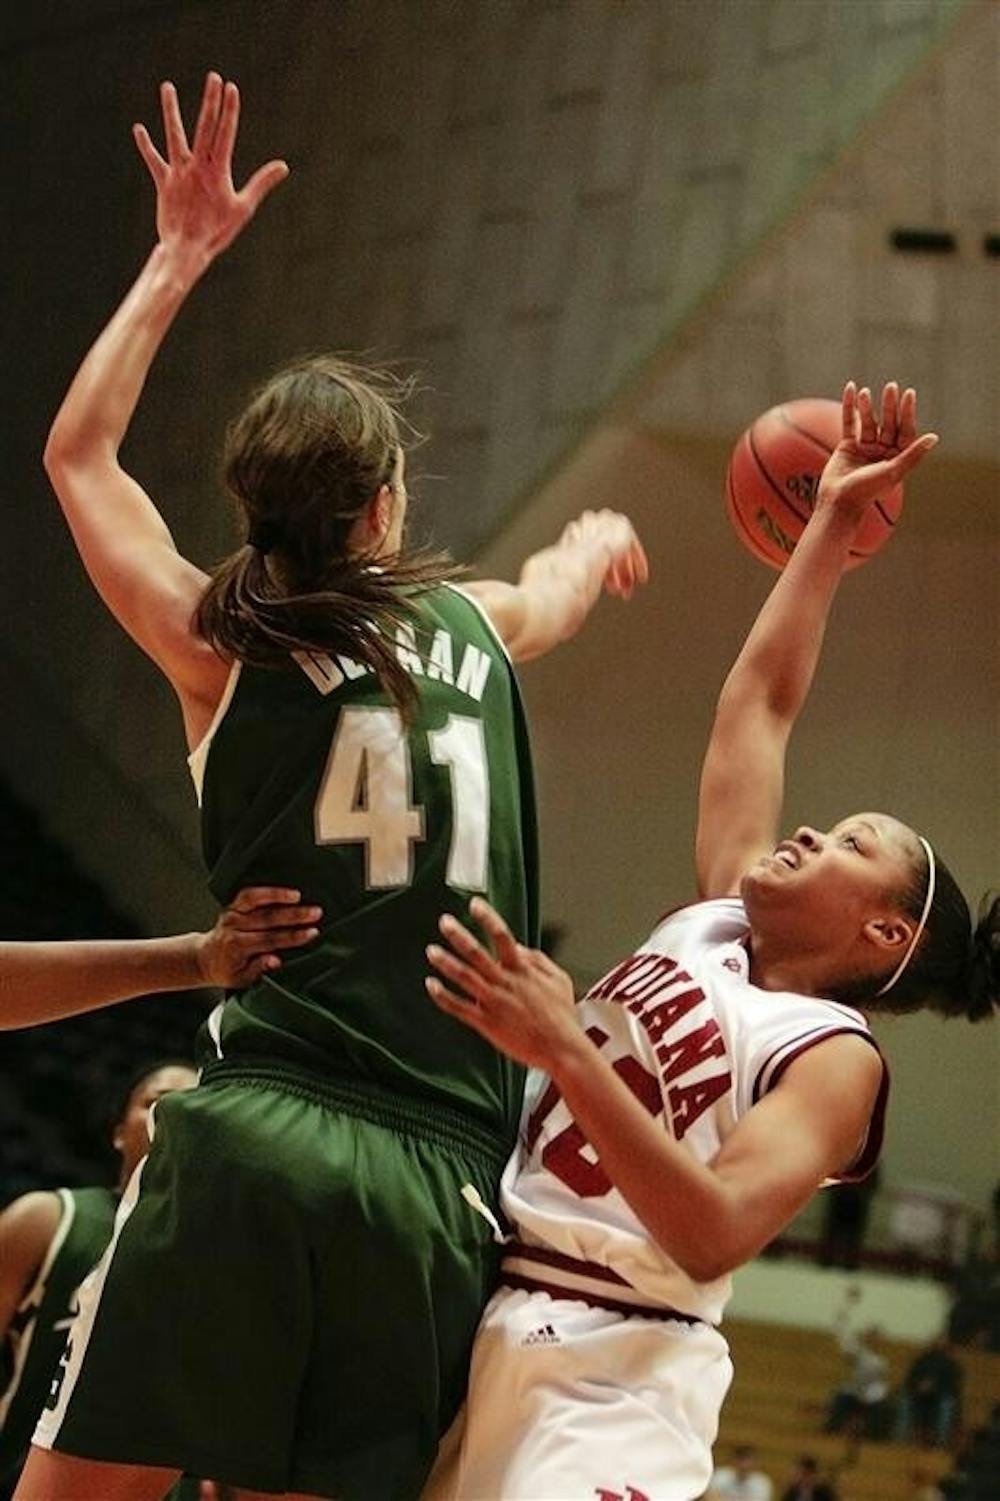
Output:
[426, 897, 579, 1069]
[195, 887, 321, 988]
[816, 381, 938, 521]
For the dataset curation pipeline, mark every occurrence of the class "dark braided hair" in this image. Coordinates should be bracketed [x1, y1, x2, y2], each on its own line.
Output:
[866, 837, 1000, 1021]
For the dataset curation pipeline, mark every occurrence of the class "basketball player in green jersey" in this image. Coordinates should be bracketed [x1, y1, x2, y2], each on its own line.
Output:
[27, 74, 648, 1501]
[0, 1060, 197, 1498]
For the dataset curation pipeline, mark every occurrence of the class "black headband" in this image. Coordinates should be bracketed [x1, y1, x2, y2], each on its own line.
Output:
[247, 518, 282, 555]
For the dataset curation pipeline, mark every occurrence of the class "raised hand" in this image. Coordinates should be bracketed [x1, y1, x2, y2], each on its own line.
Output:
[425, 897, 579, 1070]
[133, 71, 288, 270]
[561, 510, 650, 601]
[195, 887, 321, 988]
[817, 381, 938, 519]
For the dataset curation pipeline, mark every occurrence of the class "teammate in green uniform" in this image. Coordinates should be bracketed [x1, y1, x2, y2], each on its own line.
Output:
[2, 890, 318, 1500]
[27, 74, 648, 1501]
[0, 1061, 197, 1498]
[1, 886, 323, 1031]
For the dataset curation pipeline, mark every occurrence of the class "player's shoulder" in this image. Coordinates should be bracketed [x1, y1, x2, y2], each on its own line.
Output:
[435, 582, 513, 658]
[647, 895, 748, 949]
[0, 1191, 63, 1268]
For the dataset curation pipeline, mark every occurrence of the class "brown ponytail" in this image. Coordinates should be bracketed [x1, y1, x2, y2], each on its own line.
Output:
[195, 355, 458, 714]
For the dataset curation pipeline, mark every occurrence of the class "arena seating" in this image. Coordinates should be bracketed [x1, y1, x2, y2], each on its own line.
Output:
[714, 1318, 1000, 1501]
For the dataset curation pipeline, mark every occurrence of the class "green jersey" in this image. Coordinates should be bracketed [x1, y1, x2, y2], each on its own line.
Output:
[0, 1187, 117, 1493]
[195, 584, 538, 1143]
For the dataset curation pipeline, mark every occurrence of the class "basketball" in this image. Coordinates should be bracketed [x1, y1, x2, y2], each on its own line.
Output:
[725, 397, 904, 570]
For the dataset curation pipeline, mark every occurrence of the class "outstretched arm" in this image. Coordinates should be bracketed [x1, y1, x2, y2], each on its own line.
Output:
[0, 887, 320, 1029]
[426, 899, 882, 1282]
[463, 509, 648, 662]
[696, 382, 938, 899]
[42, 73, 288, 742]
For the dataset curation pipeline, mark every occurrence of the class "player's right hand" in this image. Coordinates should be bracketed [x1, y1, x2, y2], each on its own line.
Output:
[133, 71, 288, 270]
[816, 381, 937, 521]
[561, 510, 650, 601]
[196, 887, 321, 988]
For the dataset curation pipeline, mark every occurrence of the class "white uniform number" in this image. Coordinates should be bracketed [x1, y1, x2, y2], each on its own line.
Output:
[315, 708, 489, 891]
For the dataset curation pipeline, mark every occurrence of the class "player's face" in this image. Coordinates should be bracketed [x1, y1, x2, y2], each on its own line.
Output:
[114, 1065, 198, 1181]
[741, 811, 918, 950]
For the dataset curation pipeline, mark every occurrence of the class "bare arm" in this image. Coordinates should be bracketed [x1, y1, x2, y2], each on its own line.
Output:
[464, 509, 648, 662]
[0, 887, 320, 1029]
[42, 74, 287, 742]
[426, 900, 883, 1283]
[0, 1193, 62, 1340]
[696, 382, 938, 899]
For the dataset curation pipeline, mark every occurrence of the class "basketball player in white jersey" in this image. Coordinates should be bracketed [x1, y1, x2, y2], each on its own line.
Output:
[424, 382, 1000, 1500]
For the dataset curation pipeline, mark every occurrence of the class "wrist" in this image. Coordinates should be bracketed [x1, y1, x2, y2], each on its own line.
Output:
[813, 488, 870, 530]
[185, 931, 213, 987]
[148, 240, 212, 295]
[545, 1016, 603, 1087]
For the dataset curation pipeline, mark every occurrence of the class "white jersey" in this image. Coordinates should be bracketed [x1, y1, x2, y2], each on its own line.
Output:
[500, 898, 888, 1325]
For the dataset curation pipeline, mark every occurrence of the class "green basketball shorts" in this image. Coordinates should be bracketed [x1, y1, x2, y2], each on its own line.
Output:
[33, 1061, 511, 1499]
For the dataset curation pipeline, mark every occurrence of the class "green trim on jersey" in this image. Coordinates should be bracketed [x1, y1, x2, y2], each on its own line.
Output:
[199, 584, 538, 1146]
[0, 1187, 117, 1491]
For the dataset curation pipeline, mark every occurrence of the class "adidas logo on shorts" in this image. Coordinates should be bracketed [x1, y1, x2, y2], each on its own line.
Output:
[521, 1323, 560, 1347]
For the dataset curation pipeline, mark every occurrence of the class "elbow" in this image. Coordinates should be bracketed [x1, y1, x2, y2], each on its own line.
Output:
[659, 1207, 748, 1283]
[43, 425, 79, 480]
[673, 1245, 739, 1284]
[42, 429, 64, 478]
[43, 427, 113, 488]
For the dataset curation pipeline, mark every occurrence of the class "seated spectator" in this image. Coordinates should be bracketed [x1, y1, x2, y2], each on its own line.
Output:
[824, 1323, 891, 1440]
[894, 1335, 963, 1447]
[906, 1466, 944, 1501]
[780, 1454, 838, 1501]
[707, 1443, 774, 1499]
[948, 1243, 1000, 1351]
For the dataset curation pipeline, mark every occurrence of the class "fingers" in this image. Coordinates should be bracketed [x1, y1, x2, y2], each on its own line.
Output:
[897, 386, 917, 449]
[841, 381, 859, 443]
[246, 954, 283, 979]
[132, 123, 167, 187]
[244, 924, 320, 951]
[227, 891, 322, 932]
[425, 975, 490, 1036]
[887, 432, 938, 482]
[212, 78, 241, 169]
[239, 159, 291, 213]
[229, 886, 304, 912]
[879, 382, 899, 448]
[191, 71, 224, 158]
[438, 911, 511, 983]
[631, 535, 650, 586]
[467, 897, 525, 971]
[159, 81, 191, 163]
[604, 531, 649, 600]
[426, 943, 499, 1007]
[857, 386, 877, 445]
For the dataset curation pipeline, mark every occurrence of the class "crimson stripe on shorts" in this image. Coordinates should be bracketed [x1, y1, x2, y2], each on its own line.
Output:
[499, 1271, 701, 1324]
[505, 1240, 632, 1286]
